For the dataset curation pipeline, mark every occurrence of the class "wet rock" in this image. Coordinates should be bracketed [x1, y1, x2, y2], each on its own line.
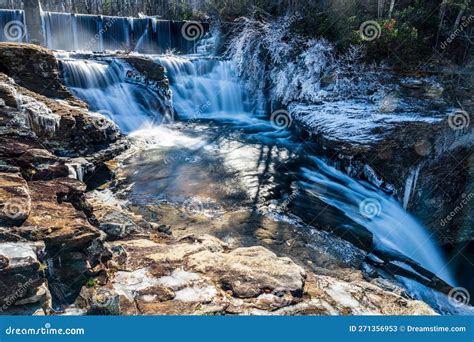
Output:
[17, 149, 69, 180]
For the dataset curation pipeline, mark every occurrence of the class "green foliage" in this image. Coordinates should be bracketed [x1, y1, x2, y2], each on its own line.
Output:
[354, 10, 424, 63]
[86, 278, 96, 288]
[291, 4, 442, 65]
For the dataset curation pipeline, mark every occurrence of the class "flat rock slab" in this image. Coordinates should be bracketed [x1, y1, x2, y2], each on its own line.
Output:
[186, 246, 306, 298]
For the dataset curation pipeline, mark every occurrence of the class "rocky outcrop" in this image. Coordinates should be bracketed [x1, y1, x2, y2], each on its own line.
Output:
[70, 230, 435, 315]
[0, 43, 78, 102]
[59, 190, 440, 316]
[0, 44, 130, 313]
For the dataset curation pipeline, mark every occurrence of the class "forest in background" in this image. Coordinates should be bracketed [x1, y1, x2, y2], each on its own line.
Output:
[0, 0, 472, 65]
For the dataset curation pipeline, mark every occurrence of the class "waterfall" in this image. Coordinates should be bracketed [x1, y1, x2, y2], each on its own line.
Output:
[298, 158, 453, 285]
[58, 54, 168, 133]
[54, 38, 455, 306]
[0, 9, 208, 53]
[154, 56, 269, 127]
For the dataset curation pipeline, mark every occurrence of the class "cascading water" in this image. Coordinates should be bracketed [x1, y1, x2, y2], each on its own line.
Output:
[297, 157, 454, 284]
[58, 54, 169, 132]
[0, 9, 208, 53]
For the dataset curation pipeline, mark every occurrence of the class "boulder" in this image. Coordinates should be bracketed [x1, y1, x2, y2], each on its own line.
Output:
[0, 43, 79, 103]
[185, 246, 306, 298]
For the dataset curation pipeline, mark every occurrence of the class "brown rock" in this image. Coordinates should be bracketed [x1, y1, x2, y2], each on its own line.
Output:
[21, 180, 100, 251]
[0, 172, 31, 225]
[185, 246, 306, 298]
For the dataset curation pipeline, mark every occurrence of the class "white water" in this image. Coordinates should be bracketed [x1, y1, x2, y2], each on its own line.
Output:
[58, 52, 455, 296]
[59, 55, 167, 133]
[299, 157, 454, 284]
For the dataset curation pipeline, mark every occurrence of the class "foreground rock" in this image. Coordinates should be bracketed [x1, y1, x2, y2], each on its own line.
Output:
[0, 242, 52, 315]
[71, 231, 435, 315]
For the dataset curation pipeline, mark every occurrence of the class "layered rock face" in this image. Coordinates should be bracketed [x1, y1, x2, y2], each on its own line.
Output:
[0, 43, 127, 314]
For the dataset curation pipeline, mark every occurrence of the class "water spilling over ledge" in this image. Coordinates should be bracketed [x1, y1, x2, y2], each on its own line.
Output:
[0, 9, 209, 53]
